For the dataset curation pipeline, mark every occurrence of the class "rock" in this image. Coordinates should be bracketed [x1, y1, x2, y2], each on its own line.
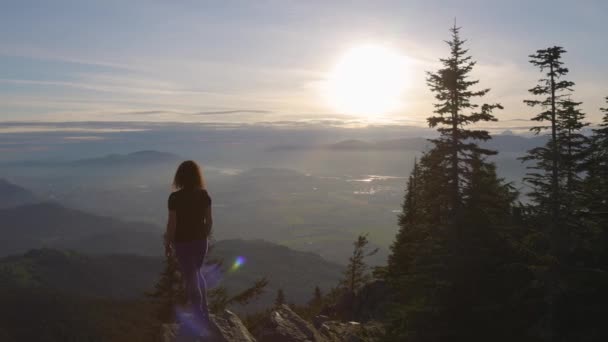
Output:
[253, 304, 325, 342]
[318, 321, 384, 342]
[312, 315, 331, 329]
[162, 305, 383, 342]
[213, 310, 258, 342]
[162, 310, 256, 342]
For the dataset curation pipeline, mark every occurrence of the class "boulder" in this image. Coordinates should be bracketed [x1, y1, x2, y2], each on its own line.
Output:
[253, 304, 325, 342]
[213, 310, 258, 342]
[318, 321, 384, 342]
[163, 310, 256, 342]
[312, 315, 331, 329]
[162, 304, 383, 342]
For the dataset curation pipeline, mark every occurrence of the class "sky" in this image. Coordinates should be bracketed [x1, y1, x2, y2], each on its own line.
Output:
[0, 0, 607, 128]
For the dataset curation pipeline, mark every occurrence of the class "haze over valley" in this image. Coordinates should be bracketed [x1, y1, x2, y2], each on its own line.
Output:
[1, 122, 545, 264]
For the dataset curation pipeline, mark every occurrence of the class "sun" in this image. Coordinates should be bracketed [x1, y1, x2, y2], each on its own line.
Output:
[325, 45, 410, 117]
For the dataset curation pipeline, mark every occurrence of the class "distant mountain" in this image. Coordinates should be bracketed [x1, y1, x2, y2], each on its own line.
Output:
[0, 239, 343, 309]
[0, 179, 37, 208]
[5, 150, 181, 167]
[0, 249, 161, 298]
[210, 239, 344, 310]
[266, 137, 430, 152]
[0, 202, 162, 257]
[483, 134, 548, 153]
[268, 134, 546, 153]
[73, 150, 181, 166]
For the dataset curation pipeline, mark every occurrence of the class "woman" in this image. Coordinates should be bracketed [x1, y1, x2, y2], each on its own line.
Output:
[165, 160, 213, 333]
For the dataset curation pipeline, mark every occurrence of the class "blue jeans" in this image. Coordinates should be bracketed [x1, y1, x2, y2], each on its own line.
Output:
[174, 239, 209, 322]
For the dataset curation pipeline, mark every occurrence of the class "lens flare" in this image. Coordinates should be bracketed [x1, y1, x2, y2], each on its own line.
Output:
[231, 256, 246, 271]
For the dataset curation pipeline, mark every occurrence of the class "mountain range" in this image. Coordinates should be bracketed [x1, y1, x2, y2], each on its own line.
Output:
[0, 178, 37, 208]
[267, 134, 547, 153]
[0, 202, 162, 257]
[3, 150, 181, 167]
[0, 239, 343, 310]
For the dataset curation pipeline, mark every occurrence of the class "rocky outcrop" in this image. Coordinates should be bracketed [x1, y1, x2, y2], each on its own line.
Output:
[163, 305, 383, 342]
[163, 310, 256, 342]
[253, 305, 325, 342]
[318, 321, 384, 342]
[252, 305, 383, 342]
[214, 310, 258, 342]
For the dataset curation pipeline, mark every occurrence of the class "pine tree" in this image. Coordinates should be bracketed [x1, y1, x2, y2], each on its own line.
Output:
[426, 24, 502, 215]
[384, 25, 534, 342]
[387, 160, 424, 278]
[209, 277, 268, 313]
[340, 234, 378, 293]
[274, 289, 285, 307]
[556, 99, 589, 214]
[146, 253, 185, 322]
[308, 286, 323, 308]
[582, 97, 608, 261]
[584, 97, 608, 215]
[149, 245, 268, 320]
[521, 46, 575, 226]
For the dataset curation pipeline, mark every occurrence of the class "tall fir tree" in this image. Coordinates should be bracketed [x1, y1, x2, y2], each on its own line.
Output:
[308, 286, 323, 308]
[146, 253, 185, 322]
[340, 234, 378, 293]
[521, 46, 574, 226]
[426, 24, 502, 216]
[274, 289, 286, 307]
[556, 99, 589, 214]
[582, 97, 608, 262]
[584, 97, 608, 217]
[385, 26, 535, 342]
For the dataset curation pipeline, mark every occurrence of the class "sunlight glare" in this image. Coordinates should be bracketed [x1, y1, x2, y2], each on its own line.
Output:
[325, 45, 410, 117]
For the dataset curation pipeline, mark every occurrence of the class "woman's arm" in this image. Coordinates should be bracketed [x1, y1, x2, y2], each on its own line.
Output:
[203, 205, 213, 238]
[164, 210, 176, 256]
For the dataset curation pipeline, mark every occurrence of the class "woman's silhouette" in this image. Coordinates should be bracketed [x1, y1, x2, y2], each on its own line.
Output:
[165, 160, 213, 335]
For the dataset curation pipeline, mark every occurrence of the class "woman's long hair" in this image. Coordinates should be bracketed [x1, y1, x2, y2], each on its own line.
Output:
[173, 160, 206, 190]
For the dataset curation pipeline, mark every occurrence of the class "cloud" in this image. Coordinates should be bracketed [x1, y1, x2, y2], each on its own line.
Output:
[63, 136, 106, 141]
[122, 110, 180, 116]
[120, 109, 272, 116]
[193, 109, 272, 115]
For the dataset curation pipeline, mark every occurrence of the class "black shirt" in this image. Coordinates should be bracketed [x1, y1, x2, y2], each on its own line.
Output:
[168, 188, 212, 242]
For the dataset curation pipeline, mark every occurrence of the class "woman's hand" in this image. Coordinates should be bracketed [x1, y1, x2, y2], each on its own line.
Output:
[164, 241, 172, 257]
[165, 210, 177, 257]
[163, 233, 173, 257]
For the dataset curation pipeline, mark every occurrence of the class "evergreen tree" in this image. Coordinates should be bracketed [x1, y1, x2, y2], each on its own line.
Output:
[385, 152, 534, 341]
[149, 244, 268, 320]
[583, 97, 608, 222]
[340, 234, 378, 293]
[521, 46, 574, 226]
[387, 160, 425, 278]
[208, 277, 268, 313]
[385, 25, 534, 342]
[426, 24, 502, 215]
[146, 252, 185, 322]
[556, 99, 589, 214]
[581, 97, 608, 263]
[308, 286, 323, 308]
[274, 289, 285, 307]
